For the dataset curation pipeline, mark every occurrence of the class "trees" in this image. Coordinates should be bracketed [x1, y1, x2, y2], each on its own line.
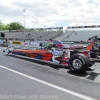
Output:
[1, 24, 9, 30]
[0, 22, 10, 30]
[9, 22, 23, 31]
[5, 24, 10, 30]
[0, 21, 3, 30]
[0, 21, 23, 31]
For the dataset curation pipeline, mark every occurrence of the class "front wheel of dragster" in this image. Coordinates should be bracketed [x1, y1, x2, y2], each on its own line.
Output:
[68, 53, 89, 73]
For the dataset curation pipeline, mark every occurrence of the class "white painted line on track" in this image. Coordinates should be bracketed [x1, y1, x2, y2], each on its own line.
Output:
[0, 65, 96, 100]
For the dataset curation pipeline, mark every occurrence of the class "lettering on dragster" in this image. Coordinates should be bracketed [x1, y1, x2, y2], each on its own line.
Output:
[78, 56, 85, 64]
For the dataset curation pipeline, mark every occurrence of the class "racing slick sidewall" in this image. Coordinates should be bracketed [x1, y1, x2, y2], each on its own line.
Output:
[68, 53, 89, 73]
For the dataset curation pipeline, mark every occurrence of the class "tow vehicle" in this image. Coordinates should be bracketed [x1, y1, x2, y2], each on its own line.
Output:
[3, 36, 100, 73]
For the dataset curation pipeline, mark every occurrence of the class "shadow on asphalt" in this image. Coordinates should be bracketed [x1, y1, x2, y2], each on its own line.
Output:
[67, 69, 100, 81]
[8, 55, 100, 80]
[86, 72, 99, 80]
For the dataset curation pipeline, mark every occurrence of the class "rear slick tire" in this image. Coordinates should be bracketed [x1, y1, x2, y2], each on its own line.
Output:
[68, 53, 89, 73]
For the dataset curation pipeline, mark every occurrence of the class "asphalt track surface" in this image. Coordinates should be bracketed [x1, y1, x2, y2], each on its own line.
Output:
[0, 47, 100, 100]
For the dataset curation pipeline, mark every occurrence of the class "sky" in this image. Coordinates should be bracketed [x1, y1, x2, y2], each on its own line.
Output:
[0, 0, 100, 29]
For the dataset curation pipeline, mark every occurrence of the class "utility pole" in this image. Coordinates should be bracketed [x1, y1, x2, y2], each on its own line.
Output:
[23, 8, 26, 33]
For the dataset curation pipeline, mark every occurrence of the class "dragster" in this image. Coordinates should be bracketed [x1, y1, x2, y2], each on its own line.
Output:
[3, 37, 100, 73]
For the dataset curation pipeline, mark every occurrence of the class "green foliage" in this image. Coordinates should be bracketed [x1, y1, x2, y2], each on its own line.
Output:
[5, 24, 10, 30]
[0, 21, 3, 30]
[0, 21, 23, 31]
[9, 22, 23, 31]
